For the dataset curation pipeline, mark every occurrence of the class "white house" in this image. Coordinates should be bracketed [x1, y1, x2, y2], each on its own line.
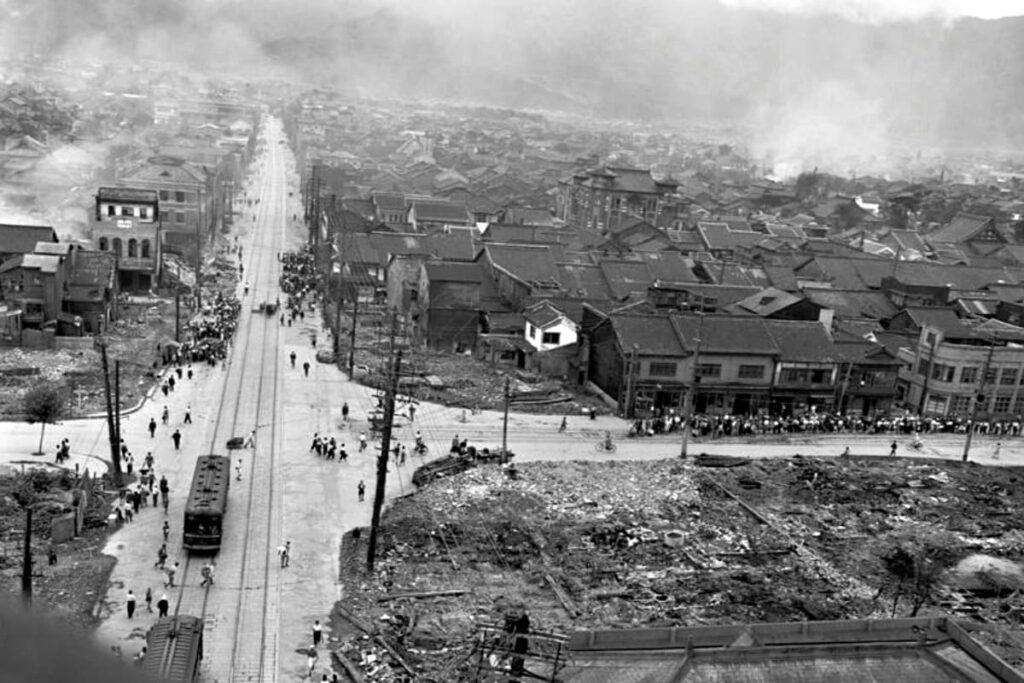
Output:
[523, 300, 578, 351]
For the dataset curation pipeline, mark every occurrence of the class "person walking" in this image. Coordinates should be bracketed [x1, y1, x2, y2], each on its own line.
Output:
[165, 561, 179, 588]
[303, 361, 310, 377]
[148, 418, 157, 438]
[559, 416, 567, 433]
[245, 429, 256, 448]
[162, 521, 170, 542]
[278, 541, 291, 568]
[359, 433, 367, 453]
[200, 562, 215, 588]
[341, 402, 349, 421]
[290, 351, 296, 368]
[184, 406, 192, 424]
[408, 404, 415, 422]
[162, 405, 169, 425]
[126, 589, 136, 619]
[994, 441, 1002, 460]
[889, 440, 897, 457]
[357, 480, 365, 502]
[156, 593, 169, 618]
[171, 429, 181, 450]
[145, 587, 153, 613]
[155, 543, 168, 569]
[312, 620, 323, 647]
[306, 647, 318, 679]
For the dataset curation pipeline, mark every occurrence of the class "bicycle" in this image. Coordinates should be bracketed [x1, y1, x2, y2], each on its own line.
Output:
[595, 439, 617, 454]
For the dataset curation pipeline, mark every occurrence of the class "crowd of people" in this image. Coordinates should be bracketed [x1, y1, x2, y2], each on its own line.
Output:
[627, 410, 1024, 438]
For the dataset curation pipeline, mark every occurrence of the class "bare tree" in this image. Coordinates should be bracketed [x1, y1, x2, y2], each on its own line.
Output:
[23, 384, 66, 456]
[870, 526, 964, 617]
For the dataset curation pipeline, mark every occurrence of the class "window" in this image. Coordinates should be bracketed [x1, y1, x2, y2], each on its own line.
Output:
[159, 190, 169, 201]
[648, 362, 677, 377]
[1002, 368, 1019, 385]
[175, 211, 185, 224]
[995, 395, 1013, 414]
[127, 239, 137, 257]
[696, 364, 721, 378]
[931, 364, 955, 383]
[121, 206, 134, 217]
[106, 205, 115, 217]
[141, 240, 150, 258]
[409, 288, 418, 302]
[952, 395, 972, 414]
[139, 207, 149, 219]
[1015, 396, 1024, 414]
[985, 366, 998, 384]
[541, 331, 561, 345]
[738, 364, 764, 379]
[98, 237, 108, 250]
[112, 238, 122, 257]
[175, 191, 185, 203]
[528, 324, 536, 339]
[960, 367, 978, 384]
[917, 359, 930, 376]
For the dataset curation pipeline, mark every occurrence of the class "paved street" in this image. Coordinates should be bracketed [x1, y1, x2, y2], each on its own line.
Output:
[0, 116, 1019, 682]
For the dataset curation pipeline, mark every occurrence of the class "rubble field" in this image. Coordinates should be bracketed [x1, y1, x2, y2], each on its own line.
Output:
[332, 456, 1024, 681]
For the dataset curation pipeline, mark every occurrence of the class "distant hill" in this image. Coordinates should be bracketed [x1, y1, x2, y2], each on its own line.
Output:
[4, 0, 1024, 153]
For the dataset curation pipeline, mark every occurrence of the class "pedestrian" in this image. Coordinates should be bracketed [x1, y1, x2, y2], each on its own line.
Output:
[290, 351, 296, 368]
[310, 433, 319, 452]
[168, 375, 176, 392]
[303, 361, 310, 377]
[162, 406, 169, 425]
[172, 429, 181, 450]
[245, 429, 256, 448]
[312, 619, 323, 647]
[200, 562, 215, 587]
[149, 418, 157, 438]
[341, 403, 349, 421]
[357, 480, 365, 502]
[889, 440, 897, 457]
[176, 367, 183, 379]
[157, 593, 169, 618]
[144, 452, 154, 470]
[306, 647, 318, 679]
[184, 406, 192, 424]
[408, 404, 415, 422]
[47, 544, 57, 565]
[236, 459, 243, 481]
[126, 589, 136, 619]
[165, 562, 178, 588]
[126, 454, 134, 475]
[162, 521, 170, 542]
[187, 367, 193, 380]
[994, 441, 1002, 459]
[153, 487, 160, 508]
[161, 384, 169, 397]
[145, 587, 153, 612]
[399, 445, 407, 466]
[156, 543, 168, 569]
[359, 433, 367, 452]
[278, 541, 290, 568]
[162, 493, 169, 514]
[559, 416, 567, 433]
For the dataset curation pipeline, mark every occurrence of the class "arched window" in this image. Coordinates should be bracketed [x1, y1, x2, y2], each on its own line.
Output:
[128, 239, 138, 257]
[112, 238, 123, 257]
[98, 237, 108, 250]
[141, 239, 151, 258]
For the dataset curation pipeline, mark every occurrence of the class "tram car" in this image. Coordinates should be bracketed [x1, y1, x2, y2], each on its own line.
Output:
[141, 615, 204, 682]
[183, 455, 230, 552]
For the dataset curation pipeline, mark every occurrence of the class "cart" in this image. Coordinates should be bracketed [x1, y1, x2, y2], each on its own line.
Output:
[226, 437, 245, 450]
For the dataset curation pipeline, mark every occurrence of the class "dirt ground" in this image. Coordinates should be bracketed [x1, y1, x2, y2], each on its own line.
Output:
[332, 456, 1024, 681]
[0, 469, 118, 637]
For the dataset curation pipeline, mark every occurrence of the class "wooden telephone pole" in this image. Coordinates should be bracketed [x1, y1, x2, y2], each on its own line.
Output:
[367, 320, 402, 572]
[99, 343, 124, 487]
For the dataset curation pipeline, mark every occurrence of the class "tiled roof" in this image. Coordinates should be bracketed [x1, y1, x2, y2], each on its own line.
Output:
[578, 166, 676, 194]
[672, 314, 779, 355]
[0, 224, 57, 255]
[557, 263, 613, 301]
[764, 319, 836, 361]
[410, 200, 470, 223]
[731, 287, 804, 317]
[484, 243, 560, 287]
[804, 288, 898, 320]
[599, 260, 659, 301]
[98, 186, 158, 203]
[523, 300, 565, 328]
[610, 313, 685, 356]
[926, 212, 995, 244]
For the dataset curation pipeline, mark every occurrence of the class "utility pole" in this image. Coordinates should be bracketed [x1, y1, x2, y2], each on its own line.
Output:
[623, 345, 639, 419]
[195, 183, 204, 310]
[367, 347, 402, 573]
[916, 330, 938, 416]
[347, 294, 359, 376]
[99, 343, 124, 487]
[175, 289, 181, 343]
[963, 339, 996, 462]
[680, 313, 705, 458]
[501, 377, 511, 460]
[21, 505, 32, 604]
[114, 360, 122, 448]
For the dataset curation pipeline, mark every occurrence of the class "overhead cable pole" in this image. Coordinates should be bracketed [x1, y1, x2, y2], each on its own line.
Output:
[963, 337, 996, 463]
[501, 377, 511, 461]
[99, 343, 124, 487]
[680, 313, 705, 459]
[348, 293, 359, 377]
[367, 346, 402, 572]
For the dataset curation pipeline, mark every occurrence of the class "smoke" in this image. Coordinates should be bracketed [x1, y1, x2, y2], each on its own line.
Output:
[720, 0, 1023, 23]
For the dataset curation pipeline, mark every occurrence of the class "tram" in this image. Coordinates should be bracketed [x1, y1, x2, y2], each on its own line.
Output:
[183, 455, 230, 552]
[141, 615, 204, 682]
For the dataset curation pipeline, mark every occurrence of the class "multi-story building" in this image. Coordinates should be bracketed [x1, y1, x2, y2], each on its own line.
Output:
[93, 187, 161, 290]
[118, 155, 215, 255]
[556, 166, 677, 232]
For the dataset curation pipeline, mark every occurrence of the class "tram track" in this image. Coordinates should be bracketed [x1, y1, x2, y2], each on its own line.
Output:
[163, 117, 289, 683]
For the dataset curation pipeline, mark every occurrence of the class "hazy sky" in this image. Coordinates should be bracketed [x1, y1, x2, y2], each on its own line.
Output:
[722, 0, 1024, 21]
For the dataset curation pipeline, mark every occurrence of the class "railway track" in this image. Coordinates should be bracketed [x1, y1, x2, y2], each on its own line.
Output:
[165, 116, 290, 683]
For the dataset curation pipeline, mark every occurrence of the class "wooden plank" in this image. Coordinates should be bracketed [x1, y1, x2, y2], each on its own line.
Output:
[374, 635, 419, 680]
[545, 574, 579, 619]
[332, 603, 376, 635]
[376, 589, 466, 603]
[330, 650, 365, 683]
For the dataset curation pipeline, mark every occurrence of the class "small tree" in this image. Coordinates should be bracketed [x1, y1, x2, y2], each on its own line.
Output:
[870, 526, 964, 617]
[23, 384, 66, 456]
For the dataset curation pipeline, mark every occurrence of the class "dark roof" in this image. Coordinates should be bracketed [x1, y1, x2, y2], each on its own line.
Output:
[896, 306, 979, 338]
[98, 187, 158, 203]
[610, 313, 684, 356]
[372, 192, 406, 211]
[523, 300, 566, 328]
[672, 315, 779, 355]
[599, 260, 662, 301]
[697, 222, 766, 251]
[804, 288, 899, 320]
[802, 256, 1020, 291]
[575, 166, 676, 194]
[556, 263, 613, 301]
[409, 200, 470, 223]
[764, 319, 836, 361]
[421, 232, 477, 261]
[424, 261, 481, 284]
[731, 287, 806, 317]
[483, 243, 560, 287]
[927, 212, 995, 244]
[0, 224, 57, 255]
